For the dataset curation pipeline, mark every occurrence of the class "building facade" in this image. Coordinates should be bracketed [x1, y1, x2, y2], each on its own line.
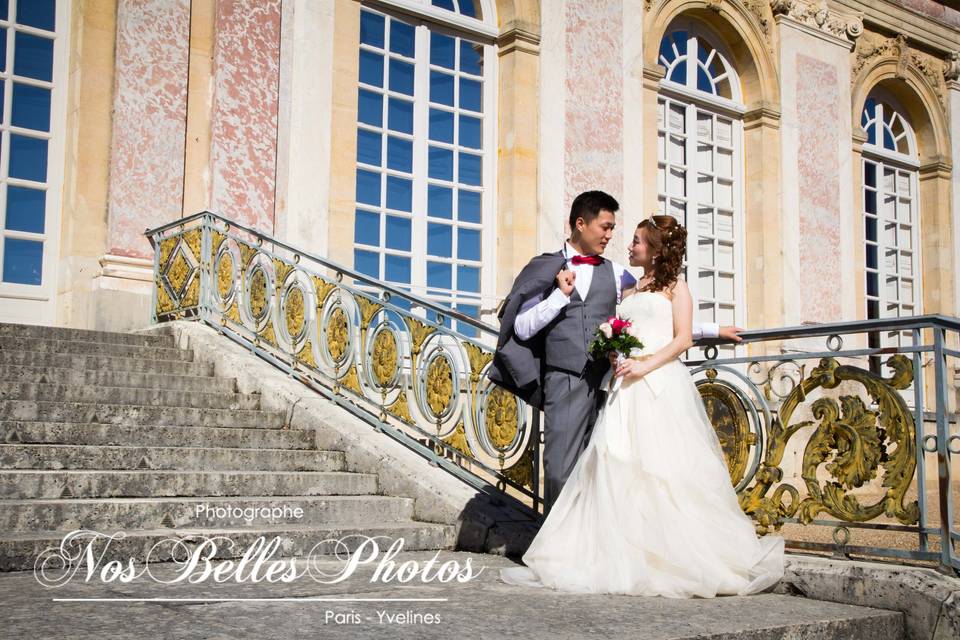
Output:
[1, 0, 959, 340]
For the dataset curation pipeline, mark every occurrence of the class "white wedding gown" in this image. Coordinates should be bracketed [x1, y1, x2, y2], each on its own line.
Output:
[500, 292, 784, 598]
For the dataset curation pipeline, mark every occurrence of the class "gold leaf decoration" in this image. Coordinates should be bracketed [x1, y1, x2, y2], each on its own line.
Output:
[166, 250, 192, 298]
[404, 316, 435, 357]
[182, 276, 199, 308]
[356, 296, 383, 330]
[464, 342, 493, 382]
[225, 300, 241, 325]
[216, 251, 235, 300]
[443, 421, 472, 457]
[156, 277, 175, 314]
[485, 386, 519, 449]
[239, 242, 257, 269]
[341, 366, 362, 395]
[249, 268, 269, 320]
[312, 276, 337, 308]
[183, 229, 202, 263]
[371, 329, 398, 387]
[697, 381, 753, 487]
[212, 231, 227, 255]
[259, 321, 277, 347]
[425, 354, 453, 418]
[273, 258, 294, 289]
[386, 390, 413, 423]
[285, 286, 305, 339]
[326, 307, 349, 363]
[159, 237, 178, 271]
[296, 340, 317, 368]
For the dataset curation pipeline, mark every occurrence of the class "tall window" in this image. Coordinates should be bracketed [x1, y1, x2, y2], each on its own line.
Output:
[0, 0, 62, 324]
[860, 94, 921, 352]
[656, 26, 744, 348]
[353, 1, 492, 335]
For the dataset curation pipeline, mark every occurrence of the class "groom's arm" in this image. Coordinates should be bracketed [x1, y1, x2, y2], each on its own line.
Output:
[514, 288, 570, 341]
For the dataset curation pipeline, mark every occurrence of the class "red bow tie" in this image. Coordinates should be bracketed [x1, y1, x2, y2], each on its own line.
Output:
[571, 254, 603, 266]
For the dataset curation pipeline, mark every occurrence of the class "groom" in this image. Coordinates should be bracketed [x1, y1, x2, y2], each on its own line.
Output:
[490, 190, 740, 512]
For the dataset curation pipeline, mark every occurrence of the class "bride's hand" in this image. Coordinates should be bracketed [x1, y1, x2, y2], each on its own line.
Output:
[615, 358, 649, 381]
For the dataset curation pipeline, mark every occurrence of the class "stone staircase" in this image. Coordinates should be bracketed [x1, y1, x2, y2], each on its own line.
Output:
[0, 323, 454, 571]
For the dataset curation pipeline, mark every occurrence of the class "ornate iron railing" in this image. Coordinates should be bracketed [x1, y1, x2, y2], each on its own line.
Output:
[146, 212, 542, 512]
[690, 317, 959, 572]
[147, 212, 959, 573]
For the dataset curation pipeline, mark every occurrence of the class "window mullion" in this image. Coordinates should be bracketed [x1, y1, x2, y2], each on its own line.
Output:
[410, 23, 430, 295]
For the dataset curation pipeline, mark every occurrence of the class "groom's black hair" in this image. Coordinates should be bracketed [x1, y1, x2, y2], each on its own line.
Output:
[569, 190, 620, 230]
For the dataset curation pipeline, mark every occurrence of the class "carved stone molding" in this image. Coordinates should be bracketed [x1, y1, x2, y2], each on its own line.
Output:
[777, 0, 862, 45]
[643, 1, 774, 51]
[853, 31, 950, 112]
[945, 52, 960, 83]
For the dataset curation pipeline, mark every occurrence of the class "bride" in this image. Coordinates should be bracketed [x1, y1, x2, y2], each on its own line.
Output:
[500, 215, 784, 598]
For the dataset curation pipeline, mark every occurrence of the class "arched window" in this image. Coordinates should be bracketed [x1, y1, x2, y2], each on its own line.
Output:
[352, 0, 493, 336]
[657, 24, 744, 347]
[860, 94, 921, 340]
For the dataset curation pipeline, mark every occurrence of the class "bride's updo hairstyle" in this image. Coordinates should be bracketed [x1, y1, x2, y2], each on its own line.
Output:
[637, 215, 687, 293]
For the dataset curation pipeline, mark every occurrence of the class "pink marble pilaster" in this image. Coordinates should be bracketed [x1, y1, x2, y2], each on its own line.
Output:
[209, 0, 281, 232]
[797, 53, 842, 323]
[107, 0, 191, 259]
[564, 0, 624, 213]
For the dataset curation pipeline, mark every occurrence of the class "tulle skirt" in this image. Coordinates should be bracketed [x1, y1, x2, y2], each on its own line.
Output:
[500, 359, 784, 598]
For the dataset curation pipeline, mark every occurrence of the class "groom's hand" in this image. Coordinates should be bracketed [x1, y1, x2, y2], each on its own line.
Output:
[718, 325, 744, 343]
[555, 269, 576, 296]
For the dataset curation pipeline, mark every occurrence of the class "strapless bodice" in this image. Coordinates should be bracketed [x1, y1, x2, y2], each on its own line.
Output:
[616, 292, 674, 356]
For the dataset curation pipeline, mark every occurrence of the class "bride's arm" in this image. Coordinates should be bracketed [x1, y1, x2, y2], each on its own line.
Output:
[615, 280, 693, 382]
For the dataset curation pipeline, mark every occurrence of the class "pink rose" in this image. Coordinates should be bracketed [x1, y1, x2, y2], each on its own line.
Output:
[610, 317, 630, 335]
[598, 322, 613, 339]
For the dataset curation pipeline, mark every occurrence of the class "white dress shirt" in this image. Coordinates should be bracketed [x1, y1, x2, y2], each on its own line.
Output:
[513, 242, 719, 341]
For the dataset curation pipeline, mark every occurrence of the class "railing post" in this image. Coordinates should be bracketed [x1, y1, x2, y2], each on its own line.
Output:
[199, 213, 213, 324]
[932, 327, 955, 571]
[912, 328, 928, 552]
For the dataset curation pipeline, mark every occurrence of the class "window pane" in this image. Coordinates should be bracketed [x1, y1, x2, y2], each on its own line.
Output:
[388, 59, 414, 95]
[428, 147, 453, 181]
[386, 176, 412, 211]
[3, 238, 43, 284]
[430, 32, 455, 69]
[697, 66, 712, 93]
[358, 90, 383, 127]
[459, 78, 482, 112]
[428, 185, 452, 219]
[9, 135, 48, 182]
[389, 20, 415, 58]
[355, 169, 381, 206]
[386, 136, 412, 172]
[864, 162, 876, 187]
[14, 33, 53, 82]
[0, 29, 6, 73]
[5, 185, 46, 233]
[429, 108, 454, 143]
[385, 254, 410, 283]
[359, 50, 384, 87]
[354, 249, 379, 277]
[354, 209, 380, 246]
[458, 152, 481, 186]
[864, 189, 876, 215]
[11, 83, 51, 132]
[356, 129, 382, 166]
[460, 41, 482, 75]
[17, 0, 56, 31]
[866, 244, 877, 269]
[427, 261, 451, 290]
[0, 0, 7, 20]
[428, 222, 452, 256]
[385, 216, 411, 251]
[458, 266, 480, 293]
[458, 190, 481, 223]
[430, 71, 454, 106]
[387, 97, 413, 134]
[459, 115, 481, 149]
[360, 10, 385, 48]
[865, 216, 877, 242]
[432, 0, 456, 11]
[866, 273, 878, 297]
[458, 228, 480, 260]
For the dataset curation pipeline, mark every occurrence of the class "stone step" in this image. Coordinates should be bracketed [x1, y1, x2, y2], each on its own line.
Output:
[0, 495, 415, 531]
[0, 322, 175, 348]
[0, 337, 194, 362]
[1, 421, 314, 450]
[0, 444, 344, 472]
[0, 400, 285, 429]
[0, 365, 237, 392]
[0, 522, 456, 571]
[0, 350, 214, 376]
[0, 470, 379, 499]
[0, 382, 261, 411]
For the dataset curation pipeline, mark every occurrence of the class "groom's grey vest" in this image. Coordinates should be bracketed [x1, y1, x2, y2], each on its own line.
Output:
[544, 260, 617, 375]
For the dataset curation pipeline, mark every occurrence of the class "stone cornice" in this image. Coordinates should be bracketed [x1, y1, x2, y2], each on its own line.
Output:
[773, 0, 863, 49]
[834, 0, 960, 56]
[497, 20, 540, 56]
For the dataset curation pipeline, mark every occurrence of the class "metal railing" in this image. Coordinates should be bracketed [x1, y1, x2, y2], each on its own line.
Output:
[146, 212, 959, 573]
[145, 211, 543, 514]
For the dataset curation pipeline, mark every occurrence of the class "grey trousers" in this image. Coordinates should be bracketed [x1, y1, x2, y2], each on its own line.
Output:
[542, 363, 608, 513]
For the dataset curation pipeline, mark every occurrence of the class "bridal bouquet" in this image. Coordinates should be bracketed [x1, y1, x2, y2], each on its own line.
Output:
[589, 316, 644, 360]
